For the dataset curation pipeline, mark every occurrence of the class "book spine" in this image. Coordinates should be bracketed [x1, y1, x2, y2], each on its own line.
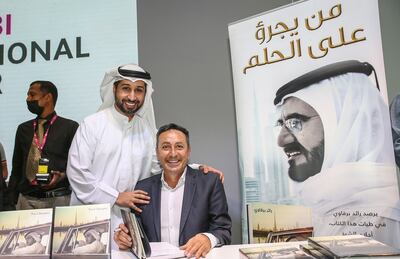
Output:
[246, 204, 252, 244]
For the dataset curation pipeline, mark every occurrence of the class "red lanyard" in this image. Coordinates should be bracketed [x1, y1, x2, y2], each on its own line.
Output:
[33, 114, 58, 152]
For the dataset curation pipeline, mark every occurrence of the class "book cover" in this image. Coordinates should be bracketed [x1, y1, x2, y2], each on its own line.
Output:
[51, 203, 111, 259]
[239, 244, 315, 259]
[0, 208, 52, 259]
[120, 209, 151, 259]
[308, 235, 400, 258]
[247, 203, 313, 243]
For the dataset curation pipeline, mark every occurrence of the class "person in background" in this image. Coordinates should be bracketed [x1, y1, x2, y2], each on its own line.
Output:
[7, 81, 78, 209]
[0, 142, 8, 180]
[0, 86, 9, 211]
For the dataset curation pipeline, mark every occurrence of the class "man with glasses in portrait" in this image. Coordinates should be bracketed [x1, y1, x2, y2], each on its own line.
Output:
[273, 60, 400, 248]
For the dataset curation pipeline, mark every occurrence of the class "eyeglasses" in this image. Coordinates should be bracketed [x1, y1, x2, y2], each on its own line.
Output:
[275, 115, 319, 134]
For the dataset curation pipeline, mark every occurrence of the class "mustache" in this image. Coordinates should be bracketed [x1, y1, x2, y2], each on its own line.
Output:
[287, 140, 325, 182]
[122, 99, 140, 104]
[283, 142, 303, 153]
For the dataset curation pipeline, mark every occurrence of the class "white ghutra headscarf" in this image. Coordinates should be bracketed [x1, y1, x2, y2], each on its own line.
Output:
[98, 63, 156, 133]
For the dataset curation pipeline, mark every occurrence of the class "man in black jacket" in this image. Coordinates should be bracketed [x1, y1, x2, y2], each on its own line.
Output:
[8, 81, 78, 209]
[114, 123, 231, 258]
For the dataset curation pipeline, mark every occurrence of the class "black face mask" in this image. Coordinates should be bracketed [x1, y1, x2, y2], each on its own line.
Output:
[27, 100, 44, 115]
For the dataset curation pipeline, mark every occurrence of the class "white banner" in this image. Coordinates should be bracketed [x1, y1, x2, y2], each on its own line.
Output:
[229, 0, 400, 247]
[0, 0, 138, 168]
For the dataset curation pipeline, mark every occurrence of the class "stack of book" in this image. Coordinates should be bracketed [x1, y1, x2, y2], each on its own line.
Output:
[239, 235, 400, 258]
[0, 204, 111, 259]
[302, 235, 400, 258]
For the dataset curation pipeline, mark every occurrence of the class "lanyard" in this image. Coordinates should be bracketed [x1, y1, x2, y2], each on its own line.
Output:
[33, 114, 58, 152]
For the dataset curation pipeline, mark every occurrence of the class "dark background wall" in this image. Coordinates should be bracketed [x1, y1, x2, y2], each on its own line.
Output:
[137, 0, 400, 244]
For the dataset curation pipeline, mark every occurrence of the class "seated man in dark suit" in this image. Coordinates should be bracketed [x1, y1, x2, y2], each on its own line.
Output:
[114, 123, 231, 258]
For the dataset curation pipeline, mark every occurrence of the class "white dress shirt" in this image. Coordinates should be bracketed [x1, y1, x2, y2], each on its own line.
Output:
[160, 169, 219, 248]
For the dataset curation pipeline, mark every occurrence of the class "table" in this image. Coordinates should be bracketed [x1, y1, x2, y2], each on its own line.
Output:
[111, 241, 305, 258]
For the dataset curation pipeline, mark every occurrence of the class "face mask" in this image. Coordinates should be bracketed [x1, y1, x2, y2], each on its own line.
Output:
[27, 100, 44, 115]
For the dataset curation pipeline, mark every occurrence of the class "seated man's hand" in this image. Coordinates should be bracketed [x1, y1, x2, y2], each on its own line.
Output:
[199, 165, 224, 183]
[180, 233, 211, 258]
[114, 223, 132, 250]
[116, 190, 150, 213]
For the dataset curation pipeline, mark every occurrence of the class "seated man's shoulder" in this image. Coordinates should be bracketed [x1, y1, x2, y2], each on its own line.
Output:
[188, 167, 219, 182]
[136, 174, 161, 189]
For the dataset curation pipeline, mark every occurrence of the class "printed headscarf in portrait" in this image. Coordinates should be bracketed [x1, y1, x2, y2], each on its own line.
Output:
[274, 61, 400, 247]
[274, 60, 394, 169]
[84, 228, 101, 241]
[25, 231, 42, 243]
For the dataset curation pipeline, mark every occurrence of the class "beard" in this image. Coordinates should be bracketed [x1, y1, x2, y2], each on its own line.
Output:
[114, 97, 143, 117]
[287, 140, 324, 182]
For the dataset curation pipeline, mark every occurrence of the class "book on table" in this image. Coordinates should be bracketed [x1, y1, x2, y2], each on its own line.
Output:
[300, 243, 330, 259]
[307, 235, 400, 258]
[246, 202, 313, 244]
[0, 208, 53, 259]
[52, 203, 111, 259]
[239, 244, 315, 259]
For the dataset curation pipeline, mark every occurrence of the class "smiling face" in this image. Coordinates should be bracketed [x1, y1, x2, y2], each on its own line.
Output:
[156, 129, 191, 177]
[113, 79, 146, 119]
[276, 97, 324, 182]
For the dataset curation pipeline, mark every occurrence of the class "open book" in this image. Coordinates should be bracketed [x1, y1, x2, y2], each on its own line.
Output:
[120, 209, 151, 259]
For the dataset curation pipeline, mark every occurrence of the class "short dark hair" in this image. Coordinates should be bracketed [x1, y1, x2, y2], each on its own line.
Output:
[156, 123, 190, 148]
[30, 80, 58, 106]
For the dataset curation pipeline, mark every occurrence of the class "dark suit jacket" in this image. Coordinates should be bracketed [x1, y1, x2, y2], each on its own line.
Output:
[135, 166, 231, 246]
[8, 113, 78, 204]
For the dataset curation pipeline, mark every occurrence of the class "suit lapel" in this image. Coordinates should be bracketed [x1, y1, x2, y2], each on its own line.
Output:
[151, 175, 162, 241]
[179, 166, 197, 236]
